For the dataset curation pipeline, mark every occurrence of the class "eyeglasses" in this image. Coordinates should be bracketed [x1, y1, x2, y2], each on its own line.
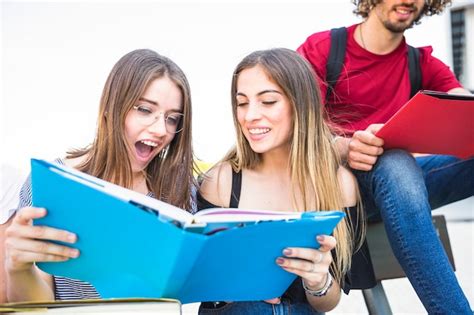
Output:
[131, 105, 184, 134]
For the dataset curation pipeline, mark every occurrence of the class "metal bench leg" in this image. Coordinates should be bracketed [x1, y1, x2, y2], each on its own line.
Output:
[362, 282, 392, 315]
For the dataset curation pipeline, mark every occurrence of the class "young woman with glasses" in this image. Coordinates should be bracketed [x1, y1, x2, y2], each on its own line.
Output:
[5, 49, 197, 302]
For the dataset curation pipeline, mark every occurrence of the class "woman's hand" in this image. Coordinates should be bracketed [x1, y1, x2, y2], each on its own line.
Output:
[5, 207, 79, 272]
[276, 235, 336, 291]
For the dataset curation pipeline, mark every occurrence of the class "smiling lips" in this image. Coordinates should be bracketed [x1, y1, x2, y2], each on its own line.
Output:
[247, 127, 271, 141]
[249, 128, 270, 135]
[394, 5, 415, 19]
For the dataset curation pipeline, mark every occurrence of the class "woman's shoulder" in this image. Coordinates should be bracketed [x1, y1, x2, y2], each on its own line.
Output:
[199, 161, 234, 208]
[336, 166, 358, 207]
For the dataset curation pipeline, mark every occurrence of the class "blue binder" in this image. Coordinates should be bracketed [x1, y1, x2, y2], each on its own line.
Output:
[31, 159, 345, 303]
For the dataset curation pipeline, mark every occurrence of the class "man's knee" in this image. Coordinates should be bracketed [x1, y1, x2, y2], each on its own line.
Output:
[369, 150, 422, 184]
[374, 149, 417, 173]
[369, 149, 427, 200]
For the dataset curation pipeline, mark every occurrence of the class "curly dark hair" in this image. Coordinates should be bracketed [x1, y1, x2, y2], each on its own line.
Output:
[352, 0, 452, 21]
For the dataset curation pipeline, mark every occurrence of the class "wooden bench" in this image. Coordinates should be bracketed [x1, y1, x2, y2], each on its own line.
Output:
[362, 215, 455, 315]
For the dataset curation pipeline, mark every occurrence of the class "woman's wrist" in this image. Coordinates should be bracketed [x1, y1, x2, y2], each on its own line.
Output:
[303, 272, 333, 297]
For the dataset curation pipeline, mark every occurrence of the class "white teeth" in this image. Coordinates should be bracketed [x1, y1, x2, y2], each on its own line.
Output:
[396, 8, 410, 14]
[249, 128, 270, 135]
[141, 140, 158, 147]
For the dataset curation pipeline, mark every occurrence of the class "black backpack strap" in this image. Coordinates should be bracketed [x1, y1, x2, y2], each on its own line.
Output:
[326, 27, 348, 103]
[407, 45, 422, 98]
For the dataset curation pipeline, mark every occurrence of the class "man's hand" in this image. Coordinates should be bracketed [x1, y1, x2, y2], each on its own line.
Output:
[345, 124, 385, 171]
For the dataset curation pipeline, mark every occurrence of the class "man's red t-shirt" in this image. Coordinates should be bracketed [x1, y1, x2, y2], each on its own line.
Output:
[297, 23, 462, 134]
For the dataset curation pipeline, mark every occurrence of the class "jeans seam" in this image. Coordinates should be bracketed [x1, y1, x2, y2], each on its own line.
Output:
[378, 176, 442, 314]
[423, 159, 467, 176]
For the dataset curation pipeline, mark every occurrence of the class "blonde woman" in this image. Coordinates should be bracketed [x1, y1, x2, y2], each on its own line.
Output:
[198, 48, 363, 314]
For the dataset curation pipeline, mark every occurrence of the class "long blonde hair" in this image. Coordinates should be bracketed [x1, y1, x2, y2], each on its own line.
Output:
[67, 49, 196, 211]
[224, 48, 363, 284]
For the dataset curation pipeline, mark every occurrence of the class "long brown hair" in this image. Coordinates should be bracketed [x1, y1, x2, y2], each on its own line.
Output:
[68, 49, 196, 211]
[224, 48, 364, 284]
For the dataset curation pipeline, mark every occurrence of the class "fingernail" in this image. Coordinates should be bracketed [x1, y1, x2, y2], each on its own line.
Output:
[70, 249, 80, 258]
[317, 235, 325, 242]
[67, 234, 77, 242]
[276, 258, 285, 265]
[283, 248, 292, 256]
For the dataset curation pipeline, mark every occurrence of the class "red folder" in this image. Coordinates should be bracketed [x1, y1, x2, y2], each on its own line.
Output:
[375, 90, 474, 159]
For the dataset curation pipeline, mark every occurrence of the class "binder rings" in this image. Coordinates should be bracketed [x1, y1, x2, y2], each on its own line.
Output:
[376, 90, 474, 158]
[31, 159, 345, 303]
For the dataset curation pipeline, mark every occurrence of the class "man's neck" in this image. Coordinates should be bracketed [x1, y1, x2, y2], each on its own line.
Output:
[356, 14, 405, 55]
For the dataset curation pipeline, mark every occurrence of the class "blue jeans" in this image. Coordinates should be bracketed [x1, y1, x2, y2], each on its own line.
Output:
[353, 150, 473, 314]
[198, 300, 323, 314]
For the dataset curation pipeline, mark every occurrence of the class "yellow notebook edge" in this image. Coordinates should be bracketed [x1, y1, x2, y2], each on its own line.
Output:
[0, 297, 181, 311]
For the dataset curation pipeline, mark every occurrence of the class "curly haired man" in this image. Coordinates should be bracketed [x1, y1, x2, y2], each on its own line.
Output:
[298, 1, 473, 314]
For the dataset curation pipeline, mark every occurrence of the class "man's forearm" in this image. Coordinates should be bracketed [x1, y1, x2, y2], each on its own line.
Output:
[334, 136, 351, 162]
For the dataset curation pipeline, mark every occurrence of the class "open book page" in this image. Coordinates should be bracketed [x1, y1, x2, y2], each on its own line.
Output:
[48, 161, 194, 225]
[182, 208, 304, 235]
[195, 208, 303, 222]
[187, 209, 339, 235]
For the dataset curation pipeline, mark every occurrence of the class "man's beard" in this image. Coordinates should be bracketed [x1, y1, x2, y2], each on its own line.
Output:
[380, 3, 422, 33]
[382, 19, 416, 33]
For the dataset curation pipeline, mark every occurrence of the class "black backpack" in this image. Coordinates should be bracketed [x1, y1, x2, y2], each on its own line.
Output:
[325, 27, 422, 103]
